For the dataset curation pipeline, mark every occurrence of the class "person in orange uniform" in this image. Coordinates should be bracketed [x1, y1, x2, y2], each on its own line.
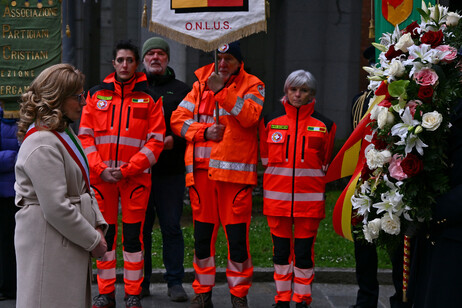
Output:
[79, 40, 166, 308]
[170, 41, 264, 308]
[260, 70, 336, 308]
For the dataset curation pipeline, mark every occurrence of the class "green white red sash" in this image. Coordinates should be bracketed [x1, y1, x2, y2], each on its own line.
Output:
[24, 124, 90, 192]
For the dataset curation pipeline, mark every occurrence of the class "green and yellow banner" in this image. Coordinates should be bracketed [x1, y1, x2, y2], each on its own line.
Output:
[375, 0, 435, 39]
[0, 0, 62, 116]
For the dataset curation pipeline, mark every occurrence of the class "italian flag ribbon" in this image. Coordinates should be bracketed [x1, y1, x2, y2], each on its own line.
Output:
[25, 124, 90, 192]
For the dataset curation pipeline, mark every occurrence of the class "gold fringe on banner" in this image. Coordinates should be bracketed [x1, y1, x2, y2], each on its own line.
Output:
[149, 21, 267, 52]
[141, 0, 148, 28]
[265, 0, 270, 19]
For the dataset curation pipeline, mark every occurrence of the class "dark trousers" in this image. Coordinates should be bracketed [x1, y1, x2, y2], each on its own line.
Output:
[353, 237, 412, 308]
[142, 174, 185, 288]
[0, 197, 18, 298]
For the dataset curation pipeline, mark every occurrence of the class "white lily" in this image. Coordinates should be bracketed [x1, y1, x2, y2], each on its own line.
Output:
[391, 107, 420, 140]
[395, 133, 428, 155]
[372, 176, 405, 219]
[407, 44, 435, 64]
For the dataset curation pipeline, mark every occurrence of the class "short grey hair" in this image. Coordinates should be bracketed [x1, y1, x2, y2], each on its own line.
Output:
[283, 69, 317, 97]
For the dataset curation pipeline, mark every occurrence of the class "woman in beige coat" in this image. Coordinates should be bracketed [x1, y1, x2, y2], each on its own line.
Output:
[14, 64, 108, 308]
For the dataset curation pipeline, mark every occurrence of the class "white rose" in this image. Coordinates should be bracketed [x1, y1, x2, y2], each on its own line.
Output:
[377, 108, 395, 129]
[389, 59, 406, 78]
[366, 148, 392, 170]
[381, 214, 401, 235]
[421, 111, 443, 131]
[363, 224, 373, 243]
[370, 105, 387, 121]
[395, 33, 414, 52]
[447, 12, 462, 26]
[368, 218, 381, 240]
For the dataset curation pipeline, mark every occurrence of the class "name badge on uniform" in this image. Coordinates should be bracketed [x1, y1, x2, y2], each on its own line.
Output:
[271, 125, 288, 130]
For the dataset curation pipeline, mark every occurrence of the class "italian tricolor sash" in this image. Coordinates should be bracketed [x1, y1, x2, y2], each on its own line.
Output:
[24, 124, 90, 192]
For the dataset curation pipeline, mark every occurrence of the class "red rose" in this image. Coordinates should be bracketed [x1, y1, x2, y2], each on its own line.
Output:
[417, 85, 434, 101]
[361, 163, 372, 180]
[351, 209, 363, 226]
[371, 137, 388, 150]
[375, 81, 391, 99]
[404, 21, 420, 38]
[401, 153, 423, 177]
[385, 45, 404, 60]
[421, 30, 443, 48]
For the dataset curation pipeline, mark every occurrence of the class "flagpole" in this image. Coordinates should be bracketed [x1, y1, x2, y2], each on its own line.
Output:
[215, 50, 219, 125]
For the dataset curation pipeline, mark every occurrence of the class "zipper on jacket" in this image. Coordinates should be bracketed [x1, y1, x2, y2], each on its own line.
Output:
[291, 108, 300, 217]
[110, 105, 115, 130]
[301, 136, 306, 162]
[114, 83, 125, 167]
[126, 106, 131, 131]
[285, 135, 290, 162]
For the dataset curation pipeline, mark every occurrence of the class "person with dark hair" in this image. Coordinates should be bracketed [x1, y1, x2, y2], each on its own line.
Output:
[139, 37, 190, 302]
[260, 70, 336, 308]
[0, 102, 19, 301]
[14, 63, 108, 308]
[171, 41, 265, 308]
[79, 40, 166, 308]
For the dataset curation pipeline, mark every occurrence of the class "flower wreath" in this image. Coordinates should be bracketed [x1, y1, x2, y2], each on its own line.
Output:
[352, 2, 462, 249]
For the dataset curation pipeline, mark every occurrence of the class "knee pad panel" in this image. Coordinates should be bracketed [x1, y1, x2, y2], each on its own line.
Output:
[123, 222, 142, 252]
[272, 234, 291, 265]
[294, 237, 314, 269]
[226, 223, 248, 263]
[194, 220, 215, 259]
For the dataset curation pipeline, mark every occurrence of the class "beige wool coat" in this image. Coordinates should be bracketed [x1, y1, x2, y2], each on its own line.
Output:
[14, 128, 107, 308]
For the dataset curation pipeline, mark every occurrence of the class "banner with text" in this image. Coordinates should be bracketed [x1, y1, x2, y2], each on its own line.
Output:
[149, 0, 266, 51]
[0, 1, 62, 115]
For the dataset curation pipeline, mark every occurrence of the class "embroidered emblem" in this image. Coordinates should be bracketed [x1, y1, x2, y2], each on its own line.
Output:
[307, 126, 326, 132]
[258, 84, 265, 97]
[218, 44, 229, 53]
[271, 132, 283, 143]
[96, 100, 108, 110]
[271, 125, 288, 130]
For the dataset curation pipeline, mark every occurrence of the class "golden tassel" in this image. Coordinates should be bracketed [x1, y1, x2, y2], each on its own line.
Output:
[369, 19, 375, 39]
[265, 0, 270, 19]
[141, 0, 148, 28]
[66, 24, 71, 38]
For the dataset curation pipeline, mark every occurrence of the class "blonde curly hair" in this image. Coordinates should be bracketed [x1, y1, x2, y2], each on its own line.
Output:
[17, 63, 85, 140]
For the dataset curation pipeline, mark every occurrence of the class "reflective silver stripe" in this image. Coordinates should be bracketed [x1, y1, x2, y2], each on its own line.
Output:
[179, 100, 195, 113]
[209, 159, 256, 172]
[215, 108, 230, 117]
[104, 160, 127, 168]
[185, 164, 194, 174]
[147, 132, 163, 142]
[227, 275, 251, 288]
[274, 263, 293, 275]
[265, 167, 325, 177]
[275, 279, 292, 292]
[244, 93, 264, 106]
[227, 258, 252, 273]
[95, 135, 145, 148]
[261, 158, 268, 165]
[194, 255, 215, 268]
[199, 115, 215, 123]
[101, 250, 116, 262]
[84, 145, 97, 155]
[124, 268, 143, 281]
[123, 250, 143, 263]
[293, 282, 311, 296]
[78, 126, 94, 137]
[263, 190, 324, 202]
[195, 146, 212, 159]
[294, 267, 314, 279]
[97, 267, 116, 280]
[196, 273, 215, 286]
[230, 96, 244, 116]
[140, 147, 157, 165]
[181, 119, 196, 138]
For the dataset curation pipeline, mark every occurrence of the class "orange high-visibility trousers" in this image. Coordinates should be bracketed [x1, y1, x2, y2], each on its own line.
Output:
[93, 174, 151, 296]
[267, 216, 321, 304]
[188, 169, 253, 297]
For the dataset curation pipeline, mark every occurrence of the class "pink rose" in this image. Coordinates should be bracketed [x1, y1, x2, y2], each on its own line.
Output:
[414, 68, 439, 86]
[406, 100, 422, 117]
[435, 45, 458, 63]
[389, 154, 408, 181]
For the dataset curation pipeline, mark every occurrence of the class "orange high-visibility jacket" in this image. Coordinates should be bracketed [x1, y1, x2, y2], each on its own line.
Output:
[79, 72, 165, 182]
[260, 99, 336, 218]
[171, 62, 265, 187]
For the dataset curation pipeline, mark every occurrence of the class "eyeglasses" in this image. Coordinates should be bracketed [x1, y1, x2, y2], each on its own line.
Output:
[73, 91, 86, 104]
